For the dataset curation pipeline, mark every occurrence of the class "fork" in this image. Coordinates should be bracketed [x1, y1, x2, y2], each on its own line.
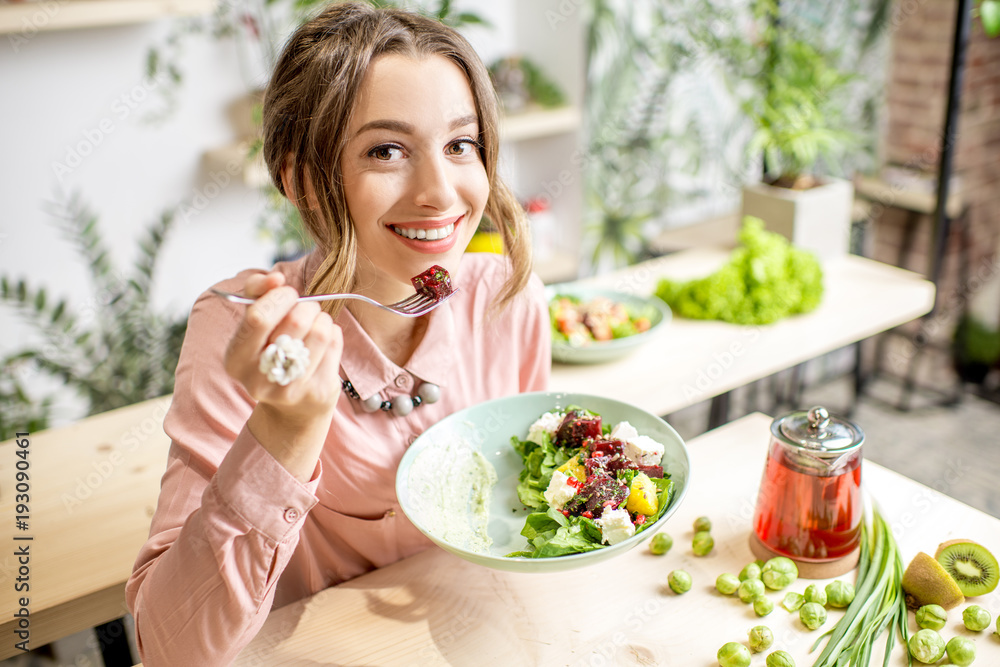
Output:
[210, 287, 459, 317]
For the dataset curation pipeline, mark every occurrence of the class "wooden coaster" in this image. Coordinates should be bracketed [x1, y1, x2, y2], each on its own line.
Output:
[749, 532, 861, 579]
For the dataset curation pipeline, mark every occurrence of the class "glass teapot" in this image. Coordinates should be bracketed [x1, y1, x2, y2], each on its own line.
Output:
[752, 406, 865, 563]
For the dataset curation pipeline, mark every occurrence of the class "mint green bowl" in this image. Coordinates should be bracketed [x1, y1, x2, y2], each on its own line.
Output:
[396, 392, 690, 573]
[546, 285, 672, 365]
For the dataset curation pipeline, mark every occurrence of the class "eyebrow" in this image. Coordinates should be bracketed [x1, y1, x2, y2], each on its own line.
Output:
[355, 114, 479, 136]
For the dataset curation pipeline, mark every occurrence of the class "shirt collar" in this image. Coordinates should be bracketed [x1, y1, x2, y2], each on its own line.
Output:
[335, 300, 457, 401]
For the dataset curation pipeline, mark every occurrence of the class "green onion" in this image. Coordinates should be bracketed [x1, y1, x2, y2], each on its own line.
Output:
[809, 507, 911, 667]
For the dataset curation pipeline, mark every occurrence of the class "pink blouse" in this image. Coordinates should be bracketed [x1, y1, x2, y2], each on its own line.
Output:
[126, 253, 551, 666]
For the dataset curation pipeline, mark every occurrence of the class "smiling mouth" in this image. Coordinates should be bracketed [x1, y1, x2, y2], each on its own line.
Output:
[390, 222, 456, 241]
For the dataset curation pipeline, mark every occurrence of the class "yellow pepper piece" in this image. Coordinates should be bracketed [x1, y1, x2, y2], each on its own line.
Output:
[556, 454, 586, 483]
[626, 472, 658, 516]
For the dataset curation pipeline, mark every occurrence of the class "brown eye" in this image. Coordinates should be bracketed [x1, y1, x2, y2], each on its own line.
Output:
[447, 140, 476, 156]
[368, 144, 402, 161]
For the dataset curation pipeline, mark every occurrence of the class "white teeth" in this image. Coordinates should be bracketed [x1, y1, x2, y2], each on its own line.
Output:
[391, 222, 455, 241]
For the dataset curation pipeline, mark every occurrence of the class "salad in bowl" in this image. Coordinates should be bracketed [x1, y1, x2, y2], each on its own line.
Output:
[509, 406, 675, 558]
[546, 285, 671, 364]
[396, 392, 689, 573]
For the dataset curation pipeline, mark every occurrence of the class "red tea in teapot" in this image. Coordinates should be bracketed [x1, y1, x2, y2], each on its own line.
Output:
[753, 443, 862, 560]
[752, 406, 865, 562]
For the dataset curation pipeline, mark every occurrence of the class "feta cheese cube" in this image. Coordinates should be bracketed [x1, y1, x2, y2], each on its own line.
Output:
[543, 470, 577, 510]
[611, 421, 665, 467]
[623, 435, 664, 467]
[527, 411, 564, 446]
[610, 421, 639, 442]
[595, 507, 636, 545]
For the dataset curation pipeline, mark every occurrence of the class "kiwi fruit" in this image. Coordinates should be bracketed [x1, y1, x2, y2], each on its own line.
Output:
[901, 551, 965, 610]
[935, 539, 999, 597]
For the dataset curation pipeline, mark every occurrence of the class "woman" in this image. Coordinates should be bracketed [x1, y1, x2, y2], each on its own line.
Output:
[126, 3, 550, 664]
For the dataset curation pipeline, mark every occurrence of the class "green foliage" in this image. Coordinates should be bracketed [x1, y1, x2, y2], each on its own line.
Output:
[952, 315, 1000, 365]
[654, 217, 824, 325]
[0, 194, 188, 440]
[978, 0, 1000, 37]
[746, 1, 859, 181]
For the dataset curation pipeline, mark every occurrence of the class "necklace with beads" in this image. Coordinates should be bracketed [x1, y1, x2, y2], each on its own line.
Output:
[340, 378, 441, 417]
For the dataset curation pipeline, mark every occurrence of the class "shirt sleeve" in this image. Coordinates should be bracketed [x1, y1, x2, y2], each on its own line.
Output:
[518, 272, 552, 393]
[125, 282, 319, 666]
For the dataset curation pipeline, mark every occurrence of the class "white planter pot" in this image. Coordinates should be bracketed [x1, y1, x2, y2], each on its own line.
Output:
[740, 177, 854, 260]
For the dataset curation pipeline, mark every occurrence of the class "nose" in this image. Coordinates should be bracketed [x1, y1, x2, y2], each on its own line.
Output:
[412, 153, 458, 211]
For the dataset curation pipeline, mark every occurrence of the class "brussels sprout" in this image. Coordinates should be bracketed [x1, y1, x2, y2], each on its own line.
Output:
[907, 628, 945, 664]
[915, 604, 947, 631]
[766, 650, 795, 667]
[738, 578, 766, 604]
[781, 592, 804, 612]
[668, 569, 692, 594]
[717, 642, 751, 667]
[799, 602, 827, 630]
[825, 580, 855, 608]
[754, 596, 775, 617]
[739, 562, 762, 581]
[963, 605, 991, 632]
[716, 573, 740, 595]
[694, 515, 712, 532]
[748, 625, 774, 653]
[945, 636, 976, 666]
[649, 532, 673, 555]
[693, 531, 714, 556]
[803, 584, 827, 606]
[761, 557, 798, 590]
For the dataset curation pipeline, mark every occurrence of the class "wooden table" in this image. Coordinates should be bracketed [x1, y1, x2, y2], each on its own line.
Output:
[229, 413, 1000, 666]
[0, 397, 172, 659]
[1, 248, 934, 661]
[548, 249, 936, 418]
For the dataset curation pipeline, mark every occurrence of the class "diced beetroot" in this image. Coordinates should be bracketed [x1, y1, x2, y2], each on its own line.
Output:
[563, 470, 628, 516]
[585, 453, 631, 477]
[586, 438, 624, 458]
[410, 265, 453, 299]
[554, 411, 602, 449]
[638, 464, 664, 479]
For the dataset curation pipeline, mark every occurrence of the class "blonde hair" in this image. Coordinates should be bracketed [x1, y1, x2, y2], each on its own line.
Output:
[262, 2, 531, 313]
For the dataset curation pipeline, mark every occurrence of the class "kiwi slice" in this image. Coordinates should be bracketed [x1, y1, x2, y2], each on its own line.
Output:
[901, 552, 965, 610]
[935, 539, 999, 597]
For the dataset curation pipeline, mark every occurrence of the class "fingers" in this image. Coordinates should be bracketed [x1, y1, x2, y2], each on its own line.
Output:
[226, 286, 342, 396]
[231, 286, 299, 360]
[244, 271, 286, 299]
[298, 310, 344, 387]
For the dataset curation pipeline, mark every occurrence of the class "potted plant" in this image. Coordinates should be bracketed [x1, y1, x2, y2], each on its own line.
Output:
[952, 314, 1000, 385]
[0, 193, 188, 440]
[739, 1, 859, 260]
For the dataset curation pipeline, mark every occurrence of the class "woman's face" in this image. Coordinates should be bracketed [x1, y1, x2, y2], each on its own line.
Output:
[341, 53, 489, 294]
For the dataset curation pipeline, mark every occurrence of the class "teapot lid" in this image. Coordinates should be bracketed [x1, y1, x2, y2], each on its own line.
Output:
[773, 406, 864, 456]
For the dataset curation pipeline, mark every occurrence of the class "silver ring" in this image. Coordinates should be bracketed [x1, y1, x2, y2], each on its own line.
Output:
[259, 334, 311, 386]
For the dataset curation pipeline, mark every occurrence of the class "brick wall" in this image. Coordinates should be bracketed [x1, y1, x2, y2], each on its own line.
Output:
[878, 0, 1000, 319]
[869, 0, 1000, 390]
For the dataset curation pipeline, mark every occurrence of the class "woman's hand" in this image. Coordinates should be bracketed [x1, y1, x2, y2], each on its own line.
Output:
[224, 271, 343, 481]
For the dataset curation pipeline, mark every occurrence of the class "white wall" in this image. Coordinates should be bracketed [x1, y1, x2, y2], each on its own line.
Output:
[1, 16, 279, 424]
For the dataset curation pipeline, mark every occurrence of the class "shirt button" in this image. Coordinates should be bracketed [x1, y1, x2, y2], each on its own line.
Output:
[407, 435, 417, 445]
[394, 374, 410, 388]
[283, 508, 301, 523]
[384, 509, 396, 518]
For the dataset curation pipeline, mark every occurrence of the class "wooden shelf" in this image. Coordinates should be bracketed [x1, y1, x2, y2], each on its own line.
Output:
[0, 0, 215, 35]
[202, 141, 270, 189]
[500, 106, 581, 142]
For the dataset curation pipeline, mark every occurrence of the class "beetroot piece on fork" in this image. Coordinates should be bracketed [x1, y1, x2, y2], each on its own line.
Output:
[410, 265, 454, 300]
